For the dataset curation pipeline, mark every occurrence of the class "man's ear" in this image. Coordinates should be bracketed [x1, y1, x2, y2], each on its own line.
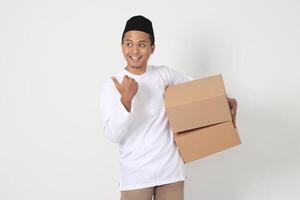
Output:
[151, 45, 155, 54]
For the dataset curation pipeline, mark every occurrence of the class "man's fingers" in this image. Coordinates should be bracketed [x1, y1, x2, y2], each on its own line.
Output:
[227, 98, 231, 106]
[228, 98, 237, 110]
[230, 107, 236, 128]
[111, 76, 120, 88]
[123, 75, 137, 85]
[231, 99, 237, 108]
[233, 117, 236, 128]
[227, 97, 237, 128]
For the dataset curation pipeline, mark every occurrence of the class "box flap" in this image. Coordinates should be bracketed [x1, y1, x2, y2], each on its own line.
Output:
[165, 74, 226, 108]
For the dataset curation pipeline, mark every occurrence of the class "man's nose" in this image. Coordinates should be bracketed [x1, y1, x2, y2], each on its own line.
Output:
[132, 44, 140, 53]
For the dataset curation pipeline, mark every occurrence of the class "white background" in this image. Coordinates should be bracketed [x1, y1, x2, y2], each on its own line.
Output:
[1, 0, 299, 199]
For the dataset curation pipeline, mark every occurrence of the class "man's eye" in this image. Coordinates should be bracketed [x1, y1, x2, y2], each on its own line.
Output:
[139, 43, 146, 47]
[127, 43, 132, 47]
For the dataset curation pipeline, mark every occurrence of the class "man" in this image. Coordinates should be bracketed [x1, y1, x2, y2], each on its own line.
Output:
[100, 15, 237, 200]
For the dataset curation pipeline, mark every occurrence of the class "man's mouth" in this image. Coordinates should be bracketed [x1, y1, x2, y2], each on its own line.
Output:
[130, 56, 142, 62]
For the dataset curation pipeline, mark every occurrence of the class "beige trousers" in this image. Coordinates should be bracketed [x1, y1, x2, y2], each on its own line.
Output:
[120, 181, 184, 200]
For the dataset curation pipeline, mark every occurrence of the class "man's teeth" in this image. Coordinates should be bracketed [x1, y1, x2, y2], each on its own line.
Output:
[131, 56, 141, 60]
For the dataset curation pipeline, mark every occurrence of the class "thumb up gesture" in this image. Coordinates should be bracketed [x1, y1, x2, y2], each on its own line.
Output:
[111, 75, 138, 112]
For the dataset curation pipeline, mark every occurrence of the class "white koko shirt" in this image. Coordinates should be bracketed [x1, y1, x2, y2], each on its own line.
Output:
[100, 65, 192, 191]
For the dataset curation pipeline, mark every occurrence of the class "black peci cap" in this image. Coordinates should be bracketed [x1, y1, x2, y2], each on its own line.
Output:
[122, 15, 155, 45]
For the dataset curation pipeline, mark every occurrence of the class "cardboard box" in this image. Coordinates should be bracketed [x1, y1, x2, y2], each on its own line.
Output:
[165, 74, 241, 163]
[174, 121, 240, 163]
[165, 74, 232, 133]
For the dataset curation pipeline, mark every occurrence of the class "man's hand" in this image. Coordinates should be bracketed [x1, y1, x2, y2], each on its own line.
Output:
[111, 75, 138, 112]
[227, 97, 238, 128]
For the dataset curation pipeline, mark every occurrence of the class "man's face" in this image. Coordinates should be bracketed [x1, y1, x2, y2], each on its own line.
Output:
[122, 30, 155, 70]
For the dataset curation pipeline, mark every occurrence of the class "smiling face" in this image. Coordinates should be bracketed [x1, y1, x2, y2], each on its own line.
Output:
[122, 30, 155, 74]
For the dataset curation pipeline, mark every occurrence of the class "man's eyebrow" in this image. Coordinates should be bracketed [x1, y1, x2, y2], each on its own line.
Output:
[125, 39, 148, 43]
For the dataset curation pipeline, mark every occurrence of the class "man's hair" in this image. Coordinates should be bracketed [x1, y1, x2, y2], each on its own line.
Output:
[121, 15, 155, 46]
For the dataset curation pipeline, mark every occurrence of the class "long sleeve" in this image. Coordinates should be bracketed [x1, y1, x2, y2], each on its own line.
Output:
[100, 80, 133, 144]
[157, 65, 193, 87]
[102, 66, 187, 191]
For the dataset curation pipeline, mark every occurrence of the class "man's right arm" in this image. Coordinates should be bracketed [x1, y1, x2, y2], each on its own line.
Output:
[100, 76, 138, 143]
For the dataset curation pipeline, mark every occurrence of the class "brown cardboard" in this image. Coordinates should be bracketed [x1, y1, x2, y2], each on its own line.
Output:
[164, 74, 241, 163]
[174, 121, 241, 163]
[165, 74, 232, 133]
